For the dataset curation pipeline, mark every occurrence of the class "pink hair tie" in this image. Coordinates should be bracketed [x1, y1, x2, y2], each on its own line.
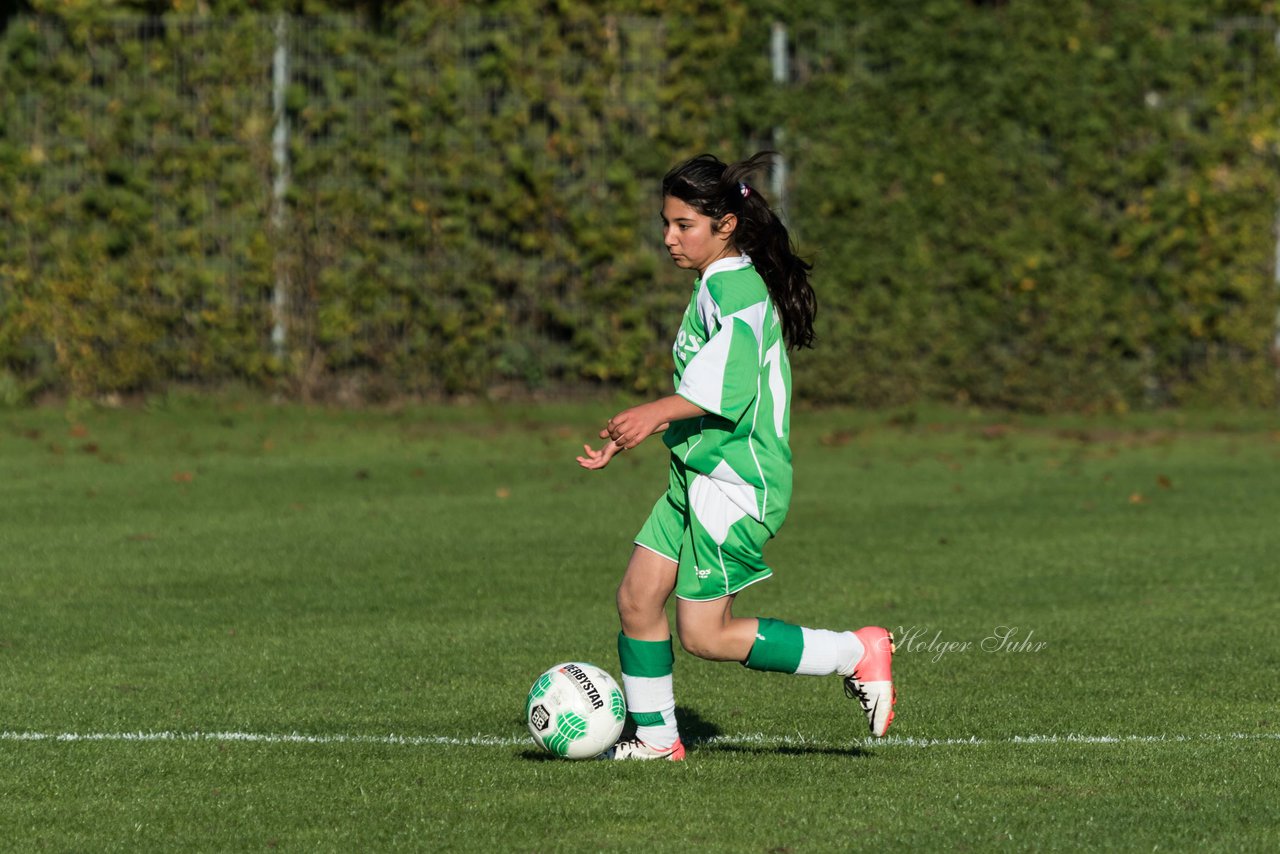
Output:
[739, 181, 750, 198]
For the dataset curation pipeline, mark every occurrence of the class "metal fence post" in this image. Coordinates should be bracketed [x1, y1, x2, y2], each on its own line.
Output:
[270, 13, 290, 363]
[1274, 25, 1280, 393]
[770, 21, 790, 226]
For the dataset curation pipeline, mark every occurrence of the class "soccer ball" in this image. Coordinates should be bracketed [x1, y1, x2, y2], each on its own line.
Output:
[525, 662, 626, 759]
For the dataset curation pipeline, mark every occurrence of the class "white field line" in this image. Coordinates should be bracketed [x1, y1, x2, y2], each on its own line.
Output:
[1, 730, 1278, 750]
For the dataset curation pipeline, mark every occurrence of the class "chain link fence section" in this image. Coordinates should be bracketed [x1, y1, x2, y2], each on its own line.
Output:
[2, 15, 277, 398]
[276, 14, 680, 399]
[1, 13, 688, 401]
[3, 10, 1276, 407]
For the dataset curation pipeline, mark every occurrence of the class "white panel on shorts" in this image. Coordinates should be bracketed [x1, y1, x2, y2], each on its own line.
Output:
[708, 459, 761, 521]
[688, 473, 748, 546]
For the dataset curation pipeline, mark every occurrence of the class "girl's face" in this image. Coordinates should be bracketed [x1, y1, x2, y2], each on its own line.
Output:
[661, 196, 737, 276]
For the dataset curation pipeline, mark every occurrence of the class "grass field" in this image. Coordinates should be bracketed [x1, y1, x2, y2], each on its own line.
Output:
[2, 397, 1278, 851]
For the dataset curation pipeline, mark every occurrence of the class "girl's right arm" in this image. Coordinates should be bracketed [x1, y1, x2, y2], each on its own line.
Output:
[603, 395, 704, 450]
[578, 394, 704, 471]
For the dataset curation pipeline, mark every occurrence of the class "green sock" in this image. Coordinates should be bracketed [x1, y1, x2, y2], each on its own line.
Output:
[744, 617, 805, 673]
[617, 633, 678, 747]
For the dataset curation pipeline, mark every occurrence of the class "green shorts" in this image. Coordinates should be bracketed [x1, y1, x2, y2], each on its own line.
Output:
[634, 456, 774, 601]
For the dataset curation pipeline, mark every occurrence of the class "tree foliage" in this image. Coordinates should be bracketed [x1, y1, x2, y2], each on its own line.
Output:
[1, 0, 1277, 408]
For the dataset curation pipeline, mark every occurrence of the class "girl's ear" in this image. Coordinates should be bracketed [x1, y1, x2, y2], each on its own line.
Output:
[715, 213, 738, 241]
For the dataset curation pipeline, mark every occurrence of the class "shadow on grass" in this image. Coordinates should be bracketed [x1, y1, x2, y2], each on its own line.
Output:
[516, 705, 722, 762]
[672, 705, 720, 745]
[692, 742, 872, 759]
[517, 705, 867, 760]
[676, 707, 871, 758]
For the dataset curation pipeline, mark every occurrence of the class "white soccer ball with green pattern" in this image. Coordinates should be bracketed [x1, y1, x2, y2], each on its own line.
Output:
[525, 662, 626, 759]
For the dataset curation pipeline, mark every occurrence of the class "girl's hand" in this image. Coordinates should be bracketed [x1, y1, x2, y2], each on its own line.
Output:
[576, 439, 624, 470]
[604, 401, 672, 450]
[584, 396, 705, 465]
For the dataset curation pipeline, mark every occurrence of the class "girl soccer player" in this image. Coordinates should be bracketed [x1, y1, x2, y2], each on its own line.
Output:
[577, 152, 896, 760]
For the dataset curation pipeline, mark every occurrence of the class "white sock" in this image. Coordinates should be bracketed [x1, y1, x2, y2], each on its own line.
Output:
[621, 673, 678, 749]
[796, 628, 865, 677]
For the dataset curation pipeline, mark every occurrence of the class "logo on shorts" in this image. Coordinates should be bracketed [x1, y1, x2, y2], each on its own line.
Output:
[695, 568, 711, 579]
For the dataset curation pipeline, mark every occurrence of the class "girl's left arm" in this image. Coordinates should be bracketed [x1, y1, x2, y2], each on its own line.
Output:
[604, 395, 707, 450]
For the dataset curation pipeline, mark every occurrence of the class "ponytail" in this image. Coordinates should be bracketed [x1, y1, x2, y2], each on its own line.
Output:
[662, 152, 817, 350]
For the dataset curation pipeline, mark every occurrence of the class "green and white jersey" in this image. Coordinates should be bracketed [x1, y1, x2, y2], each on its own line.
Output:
[664, 254, 793, 534]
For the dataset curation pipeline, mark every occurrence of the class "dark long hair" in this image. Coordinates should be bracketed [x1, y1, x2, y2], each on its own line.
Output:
[661, 152, 817, 350]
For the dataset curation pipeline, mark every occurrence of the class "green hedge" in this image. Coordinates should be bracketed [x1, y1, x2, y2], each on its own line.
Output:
[2, 0, 1277, 409]
[785, 1, 1280, 410]
[1, 10, 277, 398]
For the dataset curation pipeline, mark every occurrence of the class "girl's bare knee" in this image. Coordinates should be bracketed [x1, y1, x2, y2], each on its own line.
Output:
[615, 584, 644, 624]
[616, 582, 665, 637]
[676, 621, 729, 661]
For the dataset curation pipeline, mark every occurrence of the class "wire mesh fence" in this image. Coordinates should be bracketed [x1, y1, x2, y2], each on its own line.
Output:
[1, 13, 699, 400]
[2, 10, 1277, 407]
